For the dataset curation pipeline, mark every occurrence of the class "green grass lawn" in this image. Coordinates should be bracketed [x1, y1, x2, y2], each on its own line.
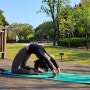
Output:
[4, 43, 90, 64]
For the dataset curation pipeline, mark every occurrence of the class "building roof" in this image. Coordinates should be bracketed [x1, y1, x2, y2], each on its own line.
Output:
[2, 15, 9, 25]
[2, 19, 9, 25]
[0, 14, 9, 26]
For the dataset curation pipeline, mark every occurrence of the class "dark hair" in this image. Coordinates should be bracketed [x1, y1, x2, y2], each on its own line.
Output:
[34, 59, 49, 71]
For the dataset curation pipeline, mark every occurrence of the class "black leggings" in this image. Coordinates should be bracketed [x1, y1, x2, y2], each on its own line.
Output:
[11, 47, 30, 74]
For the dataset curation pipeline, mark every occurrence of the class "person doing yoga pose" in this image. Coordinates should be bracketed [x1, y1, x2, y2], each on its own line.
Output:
[11, 43, 61, 77]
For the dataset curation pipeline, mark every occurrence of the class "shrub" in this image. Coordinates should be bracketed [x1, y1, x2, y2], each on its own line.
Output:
[57, 38, 89, 48]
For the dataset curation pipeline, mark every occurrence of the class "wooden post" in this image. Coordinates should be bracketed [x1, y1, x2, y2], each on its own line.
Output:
[1, 28, 6, 59]
[0, 31, 4, 53]
[0, 16, 9, 59]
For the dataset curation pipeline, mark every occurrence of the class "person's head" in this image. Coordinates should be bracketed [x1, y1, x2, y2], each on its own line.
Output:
[34, 59, 49, 71]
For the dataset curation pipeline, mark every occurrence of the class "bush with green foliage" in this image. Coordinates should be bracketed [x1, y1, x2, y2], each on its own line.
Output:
[57, 38, 90, 47]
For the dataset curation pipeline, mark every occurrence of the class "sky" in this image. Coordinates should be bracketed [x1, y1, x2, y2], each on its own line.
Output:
[0, 0, 81, 28]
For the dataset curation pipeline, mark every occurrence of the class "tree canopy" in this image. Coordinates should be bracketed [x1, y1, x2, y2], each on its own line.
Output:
[7, 23, 34, 40]
[0, 10, 4, 25]
[35, 0, 90, 46]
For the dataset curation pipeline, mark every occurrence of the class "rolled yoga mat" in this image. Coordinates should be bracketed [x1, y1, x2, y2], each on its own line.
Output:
[2, 70, 90, 84]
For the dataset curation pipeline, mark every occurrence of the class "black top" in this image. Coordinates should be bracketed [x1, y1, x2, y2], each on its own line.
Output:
[27, 43, 59, 71]
[27, 43, 45, 54]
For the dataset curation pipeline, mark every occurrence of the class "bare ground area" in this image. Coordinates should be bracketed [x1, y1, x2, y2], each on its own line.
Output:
[0, 59, 90, 90]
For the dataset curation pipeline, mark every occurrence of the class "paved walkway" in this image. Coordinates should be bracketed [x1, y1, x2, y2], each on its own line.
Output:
[0, 59, 90, 90]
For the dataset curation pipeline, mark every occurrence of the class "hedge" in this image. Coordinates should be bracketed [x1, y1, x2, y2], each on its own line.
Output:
[7, 39, 31, 43]
[57, 38, 90, 48]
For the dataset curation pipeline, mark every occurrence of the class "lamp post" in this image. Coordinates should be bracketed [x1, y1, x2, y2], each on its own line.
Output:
[1, 25, 6, 59]
[47, 35, 49, 44]
[67, 32, 70, 49]
[0, 31, 3, 53]
[59, 53, 64, 61]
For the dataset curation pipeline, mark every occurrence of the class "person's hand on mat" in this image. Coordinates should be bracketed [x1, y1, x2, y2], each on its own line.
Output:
[48, 69, 57, 78]
[57, 68, 61, 74]
[29, 69, 39, 75]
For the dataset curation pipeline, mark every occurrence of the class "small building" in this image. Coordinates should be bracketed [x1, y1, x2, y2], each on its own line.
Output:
[0, 16, 9, 59]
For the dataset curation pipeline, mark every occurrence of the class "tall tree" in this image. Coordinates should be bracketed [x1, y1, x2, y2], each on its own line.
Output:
[40, 0, 70, 45]
[80, 0, 90, 50]
[35, 21, 54, 41]
[19, 24, 33, 39]
[60, 5, 75, 38]
[73, 0, 90, 50]
[7, 23, 34, 40]
[81, 0, 90, 7]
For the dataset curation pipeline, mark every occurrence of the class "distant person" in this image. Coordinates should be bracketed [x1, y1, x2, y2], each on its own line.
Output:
[11, 43, 61, 77]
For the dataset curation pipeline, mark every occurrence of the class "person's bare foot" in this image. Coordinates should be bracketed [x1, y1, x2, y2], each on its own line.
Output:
[29, 69, 39, 75]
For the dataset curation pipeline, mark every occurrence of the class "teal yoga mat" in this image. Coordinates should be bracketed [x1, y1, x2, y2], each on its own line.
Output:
[2, 70, 90, 84]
